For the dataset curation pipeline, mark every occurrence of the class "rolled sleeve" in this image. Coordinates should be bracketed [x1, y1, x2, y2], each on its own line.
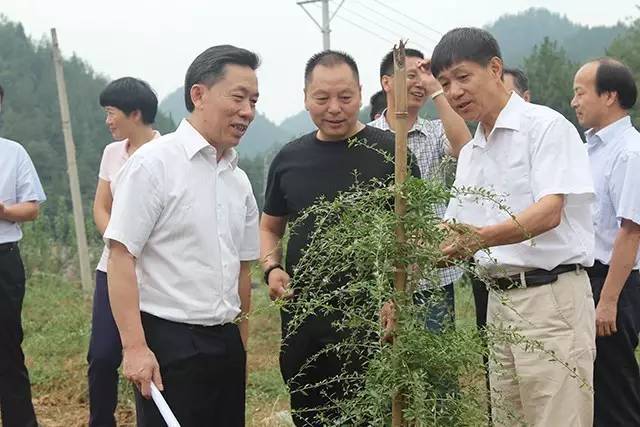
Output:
[239, 192, 260, 261]
[531, 117, 594, 201]
[610, 151, 640, 226]
[16, 147, 46, 204]
[104, 158, 163, 258]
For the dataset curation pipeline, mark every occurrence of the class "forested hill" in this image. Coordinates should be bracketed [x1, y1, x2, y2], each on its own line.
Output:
[0, 17, 175, 217]
[486, 7, 627, 66]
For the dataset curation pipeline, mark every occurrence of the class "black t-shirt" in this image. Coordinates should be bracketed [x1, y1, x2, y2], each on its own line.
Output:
[264, 125, 421, 286]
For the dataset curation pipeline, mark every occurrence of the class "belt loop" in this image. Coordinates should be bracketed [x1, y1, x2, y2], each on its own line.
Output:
[575, 264, 581, 275]
[519, 271, 526, 287]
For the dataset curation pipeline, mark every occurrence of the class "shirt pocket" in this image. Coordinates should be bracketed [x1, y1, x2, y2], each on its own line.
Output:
[499, 153, 533, 216]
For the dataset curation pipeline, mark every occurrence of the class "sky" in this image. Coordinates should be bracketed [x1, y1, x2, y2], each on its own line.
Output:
[1, 0, 638, 124]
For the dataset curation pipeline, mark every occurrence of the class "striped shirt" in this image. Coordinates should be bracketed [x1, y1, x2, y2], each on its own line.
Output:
[369, 111, 462, 287]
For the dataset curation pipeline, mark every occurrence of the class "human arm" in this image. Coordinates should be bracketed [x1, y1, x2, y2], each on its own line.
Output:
[0, 201, 39, 222]
[107, 241, 163, 398]
[442, 194, 564, 259]
[93, 179, 112, 235]
[260, 213, 291, 300]
[238, 260, 252, 349]
[596, 219, 640, 336]
[104, 156, 164, 398]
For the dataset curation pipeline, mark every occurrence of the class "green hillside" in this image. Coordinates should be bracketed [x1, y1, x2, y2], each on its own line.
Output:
[0, 17, 175, 220]
[486, 7, 627, 66]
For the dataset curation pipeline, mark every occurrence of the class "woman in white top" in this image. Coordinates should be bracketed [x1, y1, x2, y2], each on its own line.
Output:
[88, 77, 160, 427]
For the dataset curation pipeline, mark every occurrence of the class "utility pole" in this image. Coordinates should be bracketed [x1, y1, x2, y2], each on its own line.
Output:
[297, 0, 346, 50]
[50, 28, 93, 295]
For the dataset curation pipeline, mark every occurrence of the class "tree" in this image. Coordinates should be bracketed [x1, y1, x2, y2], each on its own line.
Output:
[607, 15, 640, 127]
[524, 38, 580, 129]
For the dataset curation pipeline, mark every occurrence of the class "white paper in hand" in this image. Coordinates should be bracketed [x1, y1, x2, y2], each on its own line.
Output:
[150, 382, 181, 427]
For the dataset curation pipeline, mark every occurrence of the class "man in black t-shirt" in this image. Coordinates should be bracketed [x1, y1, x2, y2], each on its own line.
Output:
[260, 51, 419, 426]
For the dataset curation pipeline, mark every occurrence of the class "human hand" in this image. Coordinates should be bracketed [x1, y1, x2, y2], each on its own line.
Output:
[440, 223, 483, 260]
[122, 344, 163, 399]
[267, 268, 293, 301]
[416, 58, 442, 97]
[380, 300, 397, 343]
[595, 298, 618, 337]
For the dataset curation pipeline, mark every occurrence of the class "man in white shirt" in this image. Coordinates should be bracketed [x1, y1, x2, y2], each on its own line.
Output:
[0, 83, 46, 427]
[572, 58, 640, 427]
[431, 27, 596, 426]
[105, 45, 260, 427]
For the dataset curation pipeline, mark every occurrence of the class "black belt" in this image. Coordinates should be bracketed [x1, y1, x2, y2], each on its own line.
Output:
[492, 264, 582, 290]
[0, 242, 17, 252]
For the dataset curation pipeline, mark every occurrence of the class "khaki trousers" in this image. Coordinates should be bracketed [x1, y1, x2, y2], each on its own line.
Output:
[488, 270, 596, 426]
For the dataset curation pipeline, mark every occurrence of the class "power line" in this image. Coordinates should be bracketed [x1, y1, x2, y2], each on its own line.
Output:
[331, 12, 396, 45]
[370, 0, 443, 37]
[348, 0, 439, 45]
[316, 2, 426, 51]
[340, 6, 412, 43]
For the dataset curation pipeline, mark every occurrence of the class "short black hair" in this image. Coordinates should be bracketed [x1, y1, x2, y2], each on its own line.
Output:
[503, 67, 529, 94]
[304, 50, 359, 87]
[99, 77, 158, 124]
[184, 45, 260, 112]
[369, 90, 387, 121]
[0, 83, 4, 104]
[594, 58, 637, 110]
[379, 48, 424, 79]
[431, 27, 502, 78]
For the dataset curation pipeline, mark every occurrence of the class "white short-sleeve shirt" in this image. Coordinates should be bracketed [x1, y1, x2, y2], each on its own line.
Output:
[445, 94, 595, 275]
[586, 115, 640, 268]
[104, 119, 260, 326]
[0, 138, 46, 244]
[96, 131, 160, 272]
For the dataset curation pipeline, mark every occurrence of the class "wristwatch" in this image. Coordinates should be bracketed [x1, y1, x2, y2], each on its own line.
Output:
[264, 264, 284, 284]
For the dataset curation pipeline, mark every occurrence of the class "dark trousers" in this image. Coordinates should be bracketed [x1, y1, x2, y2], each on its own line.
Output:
[0, 244, 38, 427]
[135, 313, 246, 427]
[413, 282, 455, 332]
[87, 270, 122, 427]
[280, 313, 364, 427]
[588, 264, 640, 427]
[471, 277, 491, 422]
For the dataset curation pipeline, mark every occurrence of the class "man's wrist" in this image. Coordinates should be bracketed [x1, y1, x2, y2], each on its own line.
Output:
[122, 340, 148, 351]
[264, 263, 284, 284]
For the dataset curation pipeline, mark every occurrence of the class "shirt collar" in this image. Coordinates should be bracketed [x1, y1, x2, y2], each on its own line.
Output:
[585, 115, 632, 147]
[373, 109, 432, 136]
[121, 130, 161, 160]
[176, 119, 238, 169]
[472, 92, 524, 148]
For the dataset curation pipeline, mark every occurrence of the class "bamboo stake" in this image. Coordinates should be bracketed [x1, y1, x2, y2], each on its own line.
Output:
[392, 40, 408, 427]
[50, 28, 93, 294]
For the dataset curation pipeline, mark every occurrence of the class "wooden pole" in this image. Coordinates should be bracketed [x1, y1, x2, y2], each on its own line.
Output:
[392, 40, 408, 427]
[50, 28, 92, 294]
